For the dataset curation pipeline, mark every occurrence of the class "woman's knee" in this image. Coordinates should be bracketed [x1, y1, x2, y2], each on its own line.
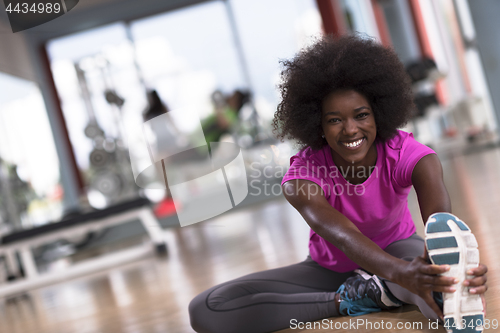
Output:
[189, 291, 211, 333]
[189, 282, 250, 333]
[189, 287, 233, 333]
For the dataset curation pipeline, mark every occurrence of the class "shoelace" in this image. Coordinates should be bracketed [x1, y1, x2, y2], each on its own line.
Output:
[337, 284, 382, 317]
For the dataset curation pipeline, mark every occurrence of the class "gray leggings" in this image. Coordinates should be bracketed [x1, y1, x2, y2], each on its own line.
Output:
[189, 233, 439, 333]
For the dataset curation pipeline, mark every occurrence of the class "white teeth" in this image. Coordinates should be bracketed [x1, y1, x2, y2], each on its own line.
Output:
[343, 138, 363, 148]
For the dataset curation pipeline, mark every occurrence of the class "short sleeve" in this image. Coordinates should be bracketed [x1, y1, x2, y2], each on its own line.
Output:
[281, 152, 331, 197]
[394, 134, 436, 188]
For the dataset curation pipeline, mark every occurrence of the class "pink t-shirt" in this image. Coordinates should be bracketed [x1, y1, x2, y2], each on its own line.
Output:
[281, 130, 435, 272]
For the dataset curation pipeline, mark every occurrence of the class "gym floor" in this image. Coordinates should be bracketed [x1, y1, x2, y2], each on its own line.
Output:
[2, 146, 500, 333]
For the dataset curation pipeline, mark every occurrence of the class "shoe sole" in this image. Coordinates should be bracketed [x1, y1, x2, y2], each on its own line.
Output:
[425, 212, 484, 333]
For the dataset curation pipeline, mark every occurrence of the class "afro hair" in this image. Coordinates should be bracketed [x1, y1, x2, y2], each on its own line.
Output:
[273, 35, 415, 150]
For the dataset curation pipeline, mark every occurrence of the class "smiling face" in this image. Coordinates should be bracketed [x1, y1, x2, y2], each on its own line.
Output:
[321, 89, 377, 170]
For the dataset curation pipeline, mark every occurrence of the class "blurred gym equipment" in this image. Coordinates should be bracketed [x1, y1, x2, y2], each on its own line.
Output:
[0, 197, 167, 298]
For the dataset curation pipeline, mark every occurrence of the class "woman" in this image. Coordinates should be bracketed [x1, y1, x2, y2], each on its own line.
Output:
[189, 35, 487, 333]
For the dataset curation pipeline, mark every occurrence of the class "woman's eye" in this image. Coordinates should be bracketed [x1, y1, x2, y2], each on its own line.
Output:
[328, 118, 340, 123]
[357, 113, 369, 119]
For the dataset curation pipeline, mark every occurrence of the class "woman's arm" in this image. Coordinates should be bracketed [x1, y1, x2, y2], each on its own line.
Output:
[283, 179, 409, 281]
[282, 164, 456, 318]
[283, 179, 405, 277]
[412, 154, 488, 312]
[411, 153, 451, 221]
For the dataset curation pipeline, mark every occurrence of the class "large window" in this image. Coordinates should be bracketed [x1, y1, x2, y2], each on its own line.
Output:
[130, 0, 321, 121]
[0, 72, 63, 230]
[46, 0, 321, 207]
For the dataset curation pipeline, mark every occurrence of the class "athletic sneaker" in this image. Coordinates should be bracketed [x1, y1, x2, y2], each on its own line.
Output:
[336, 269, 402, 316]
[425, 212, 484, 333]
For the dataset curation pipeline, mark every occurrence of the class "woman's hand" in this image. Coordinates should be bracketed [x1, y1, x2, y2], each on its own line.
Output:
[465, 263, 488, 315]
[395, 255, 488, 319]
[395, 253, 457, 319]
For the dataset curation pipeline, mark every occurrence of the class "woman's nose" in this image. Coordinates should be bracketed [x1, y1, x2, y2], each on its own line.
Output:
[343, 119, 358, 136]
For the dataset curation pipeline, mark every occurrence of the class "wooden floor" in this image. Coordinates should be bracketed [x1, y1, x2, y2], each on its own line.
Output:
[2, 147, 500, 333]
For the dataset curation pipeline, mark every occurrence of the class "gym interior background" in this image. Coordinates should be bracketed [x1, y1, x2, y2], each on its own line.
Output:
[1, 0, 500, 332]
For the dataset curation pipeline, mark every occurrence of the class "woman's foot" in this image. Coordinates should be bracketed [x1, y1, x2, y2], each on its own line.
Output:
[425, 212, 484, 333]
[335, 269, 402, 316]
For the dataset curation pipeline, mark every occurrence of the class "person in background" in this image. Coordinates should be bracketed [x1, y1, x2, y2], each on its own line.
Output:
[202, 89, 250, 143]
[142, 90, 176, 217]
